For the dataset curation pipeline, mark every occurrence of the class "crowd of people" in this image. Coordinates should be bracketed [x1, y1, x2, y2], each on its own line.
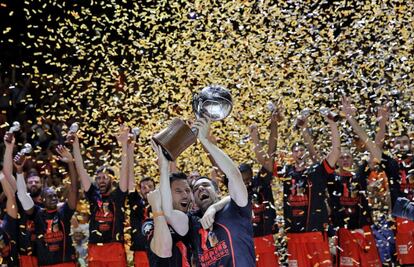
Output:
[0, 93, 413, 267]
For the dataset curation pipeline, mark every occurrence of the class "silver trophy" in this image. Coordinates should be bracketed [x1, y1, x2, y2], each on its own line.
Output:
[4, 121, 20, 143]
[15, 143, 32, 165]
[153, 85, 233, 160]
[65, 123, 79, 144]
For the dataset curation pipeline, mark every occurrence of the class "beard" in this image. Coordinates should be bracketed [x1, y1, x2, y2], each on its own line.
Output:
[29, 187, 42, 198]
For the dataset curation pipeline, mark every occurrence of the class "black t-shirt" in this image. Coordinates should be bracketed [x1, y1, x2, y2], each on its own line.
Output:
[85, 185, 127, 244]
[142, 219, 191, 267]
[281, 160, 335, 233]
[327, 171, 372, 229]
[249, 167, 276, 237]
[0, 214, 19, 266]
[33, 203, 76, 266]
[16, 195, 36, 257]
[396, 157, 414, 201]
[189, 199, 255, 267]
[129, 190, 151, 251]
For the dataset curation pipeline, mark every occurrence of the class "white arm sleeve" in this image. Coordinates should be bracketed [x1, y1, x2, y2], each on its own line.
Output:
[16, 173, 34, 211]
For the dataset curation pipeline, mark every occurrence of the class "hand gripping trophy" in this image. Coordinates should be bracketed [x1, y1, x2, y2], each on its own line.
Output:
[152, 85, 233, 161]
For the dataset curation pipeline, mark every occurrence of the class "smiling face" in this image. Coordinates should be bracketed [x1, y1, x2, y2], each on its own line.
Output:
[292, 144, 307, 164]
[43, 188, 58, 210]
[95, 172, 112, 195]
[171, 179, 192, 212]
[192, 178, 219, 213]
[394, 135, 412, 156]
[27, 175, 43, 197]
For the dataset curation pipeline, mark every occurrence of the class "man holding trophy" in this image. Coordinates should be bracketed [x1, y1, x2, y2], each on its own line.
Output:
[152, 85, 255, 267]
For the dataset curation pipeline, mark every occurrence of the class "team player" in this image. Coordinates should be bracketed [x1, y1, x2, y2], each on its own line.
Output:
[241, 102, 282, 267]
[3, 134, 39, 266]
[373, 102, 414, 265]
[72, 126, 129, 267]
[327, 149, 381, 266]
[0, 171, 19, 266]
[157, 117, 255, 267]
[127, 132, 154, 267]
[342, 98, 402, 265]
[17, 145, 79, 266]
[279, 109, 340, 266]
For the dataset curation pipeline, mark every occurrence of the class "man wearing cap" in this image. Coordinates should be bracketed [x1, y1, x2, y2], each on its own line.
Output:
[72, 126, 129, 267]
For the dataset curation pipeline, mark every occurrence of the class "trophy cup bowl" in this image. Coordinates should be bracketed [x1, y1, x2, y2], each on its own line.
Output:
[152, 85, 233, 161]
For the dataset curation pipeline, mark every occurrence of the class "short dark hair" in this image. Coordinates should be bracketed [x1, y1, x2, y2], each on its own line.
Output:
[95, 166, 115, 176]
[169, 172, 188, 185]
[139, 177, 155, 187]
[238, 163, 252, 174]
[291, 141, 306, 151]
[41, 187, 55, 199]
[191, 176, 219, 192]
[27, 168, 40, 178]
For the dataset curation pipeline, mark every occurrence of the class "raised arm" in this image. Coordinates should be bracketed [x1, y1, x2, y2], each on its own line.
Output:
[194, 118, 248, 207]
[324, 114, 341, 168]
[341, 97, 382, 163]
[14, 154, 34, 213]
[116, 125, 129, 192]
[267, 100, 283, 167]
[151, 140, 189, 236]
[297, 114, 320, 164]
[147, 189, 173, 258]
[72, 134, 92, 192]
[0, 172, 17, 219]
[249, 124, 267, 167]
[200, 196, 231, 229]
[127, 139, 136, 192]
[56, 145, 79, 210]
[374, 103, 390, 150]
[3, 135, 17, 192]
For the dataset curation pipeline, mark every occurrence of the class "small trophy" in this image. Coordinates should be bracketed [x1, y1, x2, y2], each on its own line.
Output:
[319, 107, 340, 121]
[65, 123, 79, 145]
[15, 143, 32, 165]
[152, 85, 233, 161]
[4, 121, 20, 143]
[294, 109, 311, 130]
[129, 127, 140, 143]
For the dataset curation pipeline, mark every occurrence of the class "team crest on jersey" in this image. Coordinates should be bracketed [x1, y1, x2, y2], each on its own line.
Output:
[142, 221, 154, 237]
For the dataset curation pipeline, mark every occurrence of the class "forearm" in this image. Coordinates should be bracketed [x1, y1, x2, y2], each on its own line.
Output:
[0, 173, 17, 218]
[301, 128, 319, 163]
[16, 172, 34, 211]
[347, 116, 381, 162]
[3, 146, 17, 192]
[67, 161, 79, 210]
[73, 143, 92, 191]
[127, 144, 135, 192]
[212, 196, 231, 212]
[374, 120, 387, 150]
[267, 120, 278, 159]
[200, 138, 248, 207]
[150, 212, 173, 258]
[326, 121, 341, 167]
[3, 145, 13, 178]
[119, 143, 128, 192]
